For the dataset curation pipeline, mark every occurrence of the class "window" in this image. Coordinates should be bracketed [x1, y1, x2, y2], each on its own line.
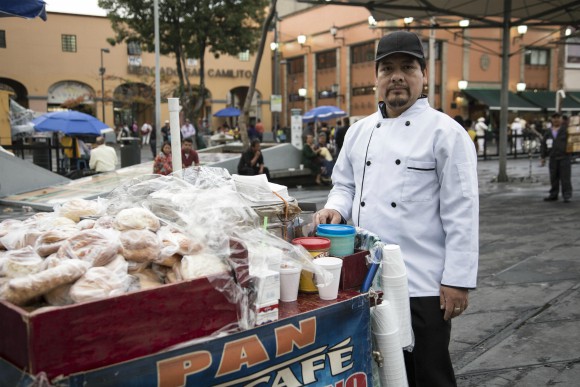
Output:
[316, 50, 336, 69]
[352, 86, 375, 96]
[0, 30, 6, 48]
[127, 41, 142, 55]
[238, 50, 250, 62]
[61, 34, 77, 52]
[422, 40, 441, 60]
[525, 48, 549, 66]
[287, 57, 304, 75]
[351, 42, 375, 64]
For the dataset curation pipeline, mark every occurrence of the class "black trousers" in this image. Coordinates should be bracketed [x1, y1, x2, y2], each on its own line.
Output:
[549, 157, 572, 199]
[403, 296, 457, 387]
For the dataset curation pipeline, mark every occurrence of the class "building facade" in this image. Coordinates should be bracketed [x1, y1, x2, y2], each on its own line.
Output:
[1, 12, 274, 145]
[273, 4, 580, 129]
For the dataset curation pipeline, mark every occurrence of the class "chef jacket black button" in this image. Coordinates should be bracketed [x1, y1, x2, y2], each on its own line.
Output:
[391, 202, 396, 208]
[395, 159, 401, 165]
[405, 121, 410, 126]
[366, 161, 371, 166]
[376, 123, 381, 128]
[361, 201, 366, 207]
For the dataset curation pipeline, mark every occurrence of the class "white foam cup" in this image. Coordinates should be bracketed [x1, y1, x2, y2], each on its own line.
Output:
[314, 257, 343, 300]
[279, 264, 302, 302]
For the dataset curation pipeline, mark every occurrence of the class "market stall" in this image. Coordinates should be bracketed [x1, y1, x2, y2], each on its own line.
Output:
[0, 164, 399, 386]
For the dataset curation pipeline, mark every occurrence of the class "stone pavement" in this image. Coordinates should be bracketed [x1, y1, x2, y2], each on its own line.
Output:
[289, 156, 580, 387]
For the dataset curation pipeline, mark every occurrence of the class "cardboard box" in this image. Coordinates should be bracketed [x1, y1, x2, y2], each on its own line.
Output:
[0, 240, 249, 379]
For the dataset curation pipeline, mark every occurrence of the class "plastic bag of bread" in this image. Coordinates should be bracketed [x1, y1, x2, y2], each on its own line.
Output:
[134, 268, 165, 290]
[119, 229, 161, 263]
[55, 198, 104, 222]
[93, 215, 115, 229]
[35, 226, 79, 257]
[104, 254, 129, 278]
[3, 246, 45, 278]
[158, 226, 203, 258]
[69, 266, 129, 303]
[114, 207, 160, 232]
[0, 225, 42, 251]
[0, 219, 23, 249]
[180, 252, 231, 280]
[57, 228, 120, 267]
[44, 282, 75, 306]
[34, 215, 77, 232]
[77, 218, 96, 230]
[0, 259, 89, 306]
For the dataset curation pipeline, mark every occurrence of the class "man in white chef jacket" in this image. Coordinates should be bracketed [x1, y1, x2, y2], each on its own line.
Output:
[316, 31, 479, 387]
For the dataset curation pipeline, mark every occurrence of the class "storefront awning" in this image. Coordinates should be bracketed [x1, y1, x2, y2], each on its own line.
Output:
[464, 89, 542, 112]
[518, 90, 580, 112]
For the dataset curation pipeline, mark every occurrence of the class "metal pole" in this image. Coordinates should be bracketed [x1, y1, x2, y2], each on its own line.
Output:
[273, 12, 280, 134]
[498, 0, 511, 182]
[100, 48, 109, 124]
[154, 0, 161, 155]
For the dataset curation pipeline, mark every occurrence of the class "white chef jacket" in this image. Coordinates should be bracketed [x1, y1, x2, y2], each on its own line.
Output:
[325, 98, 479, 297]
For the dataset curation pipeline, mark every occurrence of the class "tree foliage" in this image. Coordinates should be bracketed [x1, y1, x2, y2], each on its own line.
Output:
[98, 0, 268, 121]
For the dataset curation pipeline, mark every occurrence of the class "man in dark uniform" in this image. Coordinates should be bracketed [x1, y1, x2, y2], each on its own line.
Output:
[541, 112, 572, 202]
[237, 139, 270, 180]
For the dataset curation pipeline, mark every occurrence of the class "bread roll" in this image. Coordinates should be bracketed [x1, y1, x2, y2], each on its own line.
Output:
[94, 215, 115, 229]
[69, 267, 126, 303]
[3, 246, 44, 278]
[35, 226, 79, 257]
[180, 253, 230, 280]
[114, 208, 160, 232]
[57, 229, 120, 267]
[77, 218, 96, 230]
[0, 259, 89, 306]
[58, 199, 102, 222]
[120, 229, 160, 263]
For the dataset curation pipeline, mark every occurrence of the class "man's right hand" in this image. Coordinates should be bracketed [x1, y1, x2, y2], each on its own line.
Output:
[315, 209, 342, 226]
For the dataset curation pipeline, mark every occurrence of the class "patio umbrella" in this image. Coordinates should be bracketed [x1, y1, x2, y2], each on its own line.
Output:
[33, 111, 109, 136]
[0, 0, 47, 21]
[302, 105, 346, 122]
[213, 107, 241, 117]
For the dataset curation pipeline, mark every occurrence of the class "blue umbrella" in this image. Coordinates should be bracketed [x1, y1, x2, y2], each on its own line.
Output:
[303, 105, 346, 122]
[213, 107, 241, 117]
[33, 111, 109, 136]
[0, 0, 47, 20]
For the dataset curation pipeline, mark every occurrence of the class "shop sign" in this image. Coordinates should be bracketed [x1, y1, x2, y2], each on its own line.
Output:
[291, 110, 304, 151]
[25, 295, 373, 386]
[128, 66, 252, 79]
[270, 95, 282, 112]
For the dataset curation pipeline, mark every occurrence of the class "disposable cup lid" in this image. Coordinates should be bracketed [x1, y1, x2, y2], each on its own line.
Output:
[313, 257, 343, 269]
[316, 224, 356, 236]
[292, 237, 331, 250]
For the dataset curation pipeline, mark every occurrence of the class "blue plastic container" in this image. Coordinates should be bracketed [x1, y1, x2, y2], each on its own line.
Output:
[316, 224, 356, 257]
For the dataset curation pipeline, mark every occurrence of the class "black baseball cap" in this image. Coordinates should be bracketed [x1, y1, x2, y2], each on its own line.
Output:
[375, 31, 425, 63]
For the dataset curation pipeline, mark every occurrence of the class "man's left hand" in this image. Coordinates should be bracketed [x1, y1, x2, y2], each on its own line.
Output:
[440, 285, 469, 321]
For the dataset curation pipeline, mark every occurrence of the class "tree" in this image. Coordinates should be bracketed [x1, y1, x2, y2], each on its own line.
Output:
[238, 0, 277, 148]
[98, 0, 268, 122]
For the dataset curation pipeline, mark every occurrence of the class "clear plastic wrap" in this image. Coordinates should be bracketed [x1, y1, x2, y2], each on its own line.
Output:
[54, 198, 106, 222]
[69, 266, 131, 303]
[57, 228, 121, 267]
[3, 246, 45, 278]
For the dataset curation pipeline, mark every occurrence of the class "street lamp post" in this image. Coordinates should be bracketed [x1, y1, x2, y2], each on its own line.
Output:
[100, 48, 110, 123]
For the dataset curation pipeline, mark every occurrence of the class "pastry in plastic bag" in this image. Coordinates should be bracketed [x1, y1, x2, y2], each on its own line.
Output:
[0, 219, 23, 249]
[158, 227, 203, 258]
[77, 218, 96, 230]
[180, 253, 230, 280]
[35, 226, 79, 257]
[3, 246, 45, 278]
[44, 283, 75, 306]
[94, 215, 115, 229]
[134, 268, 164, 290]
[57, 228, 121, 267]
[57, 199, 102, 222]
[0, 226, 42, 251]
[114, 207, 160, 232]
[120, 229, 160, 263]
[69, 266, 128, 303]
[0, 259, 89, 306]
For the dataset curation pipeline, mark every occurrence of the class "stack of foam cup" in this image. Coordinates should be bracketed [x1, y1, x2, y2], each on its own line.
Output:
[381, 244, 413, 349]
[371, 301, 408, 387]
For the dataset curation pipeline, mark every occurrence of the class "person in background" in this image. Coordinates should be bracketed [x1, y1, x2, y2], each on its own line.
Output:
[315, 31, 479, 387]
[541, 112, 572, 202]
[475, 117, 488, 154]
[334, 117, 350, 158]
[149, 123, 157, 158]
[89, 136, 117, 173]
[161, 120, 171, 143]
[237, 139, 270, 180]
[180, 118, 197, 148]
[181, 137, 200, 168]
[141, 122, 152, 147]
[316, 132, 335, 182]
[455, 116, 478, 153]
[302, 134, 323, 185]
[247, 122, 258, 141]
[511, 117, 524, 153]
[131, 121, 139, 136]
[153, 141, 173, 175]
[255, 118, 264, 142]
